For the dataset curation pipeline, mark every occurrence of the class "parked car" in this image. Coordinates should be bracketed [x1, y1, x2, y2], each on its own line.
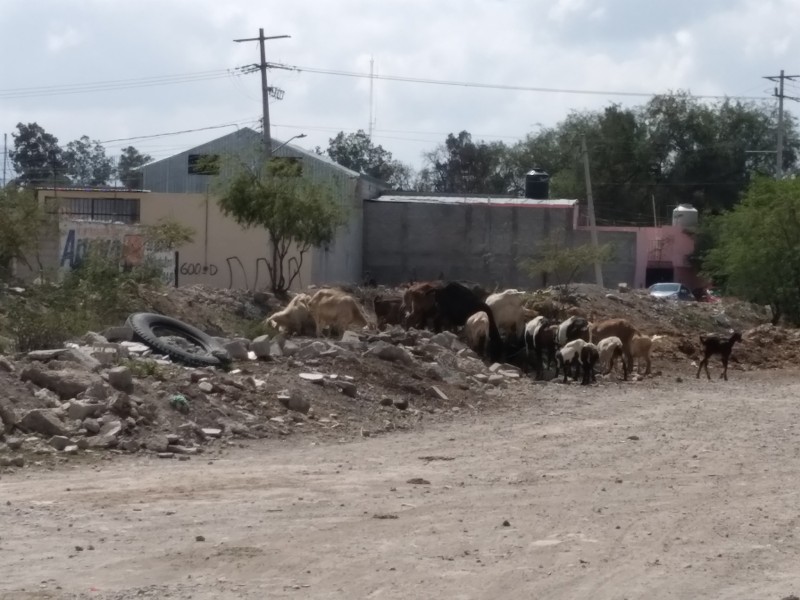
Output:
[648, 282, 694, 301]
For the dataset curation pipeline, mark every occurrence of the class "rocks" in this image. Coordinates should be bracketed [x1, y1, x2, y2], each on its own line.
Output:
[393, 397, 409, 411]
[20, 409, 68, 437]
[487, 374, 505, 386]
[201, 428, 222, 438]
[107, 366, 134, 393]
[108, 393, 133, 418]
[102, 325, 134, 342]
[20, 366, 97, 400]
[48, 435, 74, 451]
[198, 381, 214, 393]
[340, 331, 362, 344]
[299, 373, 325, 384]
[83, 418, 101, 434]
[0, 399, 18, 432]
[379, 396, 394, 407]
[0, 356, 16, 373]
[365, 341, 414, 366]
[250, 335, 272, 359]
[85, 420, 122, 448]
[430, 386, 449, 401]
[223, 339, 250, 361]
[0, 456, 25, 468]
[278, 390, 310, 414]
[60, 348, 103, 372]
[332, 379, 357, 398]
[298, 341, 328, 360]
[67, 400, 104, 421]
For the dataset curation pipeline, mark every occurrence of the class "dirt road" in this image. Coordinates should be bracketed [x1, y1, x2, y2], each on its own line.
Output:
[3, 372, 800, 600]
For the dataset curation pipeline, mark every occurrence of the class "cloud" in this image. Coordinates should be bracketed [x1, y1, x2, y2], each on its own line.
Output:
[46, 26, 83, 53]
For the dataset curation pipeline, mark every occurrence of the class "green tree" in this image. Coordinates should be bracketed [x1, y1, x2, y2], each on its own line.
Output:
[142, 217, 195, 251]
[63, 135, 114, 186]
[0, 187, 43, 280]
[118, 146, 152, 188]
[520, 230, 615, 290]
[704, 176, 800, 325]
[9, 122, 66, 186]
[217, 158, 347, 293]
[419, 131, 514, 194]
[326, 130, 412, 189]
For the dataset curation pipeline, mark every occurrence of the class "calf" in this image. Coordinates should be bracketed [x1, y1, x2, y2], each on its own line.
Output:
[696, 331, 742, 381]
[308, 289, 371, 338]
[432, 282, 503, 360]
[580, 343, 600, 385]
[373, 295, 404, 330]
[556, 339, 587, 383]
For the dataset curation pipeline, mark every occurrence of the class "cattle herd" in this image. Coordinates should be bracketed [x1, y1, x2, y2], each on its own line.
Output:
[266, 280, 743, 384]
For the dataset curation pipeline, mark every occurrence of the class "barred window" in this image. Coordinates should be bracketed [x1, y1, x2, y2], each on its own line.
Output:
[60, 197, 141, 224]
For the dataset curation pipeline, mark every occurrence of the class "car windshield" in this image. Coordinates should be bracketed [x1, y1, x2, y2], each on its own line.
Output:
[650, 283, 680, 293]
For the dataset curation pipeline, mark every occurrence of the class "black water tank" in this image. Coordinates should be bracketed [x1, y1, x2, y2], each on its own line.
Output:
[524, 169, 550, 199]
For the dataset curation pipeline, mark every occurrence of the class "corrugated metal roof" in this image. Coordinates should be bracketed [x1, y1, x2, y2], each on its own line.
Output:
[370, 194, 578, 207]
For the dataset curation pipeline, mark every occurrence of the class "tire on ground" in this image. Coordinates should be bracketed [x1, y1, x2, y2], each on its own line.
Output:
[125, 312, 231, 368]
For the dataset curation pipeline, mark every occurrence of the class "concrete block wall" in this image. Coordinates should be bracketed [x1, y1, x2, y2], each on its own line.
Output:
[363, 201, 576, 288]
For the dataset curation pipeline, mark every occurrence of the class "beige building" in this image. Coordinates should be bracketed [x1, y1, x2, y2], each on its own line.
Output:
[23, 128, 387, 290]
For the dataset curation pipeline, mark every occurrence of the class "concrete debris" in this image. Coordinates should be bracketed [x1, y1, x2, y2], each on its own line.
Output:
[48, 435, 74, 451]
[20, 409, 69, 437]
[250, 335, 272, 359]
[430, 386, 449, 401]
[223, 340, 250, 361]
[107, 366, 134, 393]
[365, 341, 414, 366]
[20, 366, 97, 400]
[102, 325, 135, 342]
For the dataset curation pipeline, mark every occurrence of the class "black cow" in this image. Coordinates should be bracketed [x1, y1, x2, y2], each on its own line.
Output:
[431, 282, 503, 360]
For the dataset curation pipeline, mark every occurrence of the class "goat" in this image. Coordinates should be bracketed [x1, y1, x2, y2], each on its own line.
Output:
[557, 316, 591, 347]
[630, 334, 666, 375]
[696, 331, 742, 381]
[590, 318, 641, 371]
[597, 336, 628, 380]
[580, 343, 600, 385]
[465, 311, 490, 356]
[555, 339, 587, 383]
[524, 316, 550, 379]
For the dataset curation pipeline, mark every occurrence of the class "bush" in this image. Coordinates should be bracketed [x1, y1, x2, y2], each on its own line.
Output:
[5, 250, 164, 352]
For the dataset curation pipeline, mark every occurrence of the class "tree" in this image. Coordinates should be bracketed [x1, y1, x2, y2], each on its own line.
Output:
[9, 122, 66, 186]
[520, 231, 615, 291]
[326, 130, 412, 189]
[420, 131, 513, 194]
[118, 146, 152, 189]
[0, 187, 43, 280]
[63, 136, 114, 186]
[217, 157, 347, 293]
[704, 176, 800, 325]
[142, 218, 195, 252]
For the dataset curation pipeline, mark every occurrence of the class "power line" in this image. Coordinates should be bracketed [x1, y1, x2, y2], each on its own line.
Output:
[0, 69, 236, 100]
[98, 119, 260, 145]
[267, 61, 768, 101]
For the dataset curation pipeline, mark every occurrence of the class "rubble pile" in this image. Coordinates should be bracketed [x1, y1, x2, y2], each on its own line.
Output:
[0, 322, 527, 471]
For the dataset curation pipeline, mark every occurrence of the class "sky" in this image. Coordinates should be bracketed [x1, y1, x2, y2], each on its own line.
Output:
[2, 0, 799, 179]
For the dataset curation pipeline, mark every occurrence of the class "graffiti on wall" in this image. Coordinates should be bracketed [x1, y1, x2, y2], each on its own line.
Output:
[59, 223, 176, 286]
[174, 256, 303, 290]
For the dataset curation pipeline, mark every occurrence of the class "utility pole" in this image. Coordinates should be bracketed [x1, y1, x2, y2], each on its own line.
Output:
[763, 69, 800, 179]
[581, 136, 604, 288]
[2, 133, 7, 188]
[234, 29, 290, 157]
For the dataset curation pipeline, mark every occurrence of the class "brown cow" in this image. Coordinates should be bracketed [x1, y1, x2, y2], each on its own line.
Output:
[401, 280, 443, 329]
[308, 288, 371, 338]
[373, 295, 404, 330]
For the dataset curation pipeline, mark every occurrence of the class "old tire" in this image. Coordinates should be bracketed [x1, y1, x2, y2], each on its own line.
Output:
[126, 313, 231, 368]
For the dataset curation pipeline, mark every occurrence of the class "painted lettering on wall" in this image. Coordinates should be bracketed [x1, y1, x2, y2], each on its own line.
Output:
[59, 222, 176, 286]
[179, 262, 218, 276]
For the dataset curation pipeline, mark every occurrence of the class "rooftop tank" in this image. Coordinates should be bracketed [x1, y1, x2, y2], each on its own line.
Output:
[672, 203, 699, 229]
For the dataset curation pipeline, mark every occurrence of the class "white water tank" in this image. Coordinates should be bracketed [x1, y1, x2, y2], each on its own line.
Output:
[672, 203, 699, 229]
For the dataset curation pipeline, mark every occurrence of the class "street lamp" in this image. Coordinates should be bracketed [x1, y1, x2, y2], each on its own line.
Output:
[272, 133, 306, 154]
